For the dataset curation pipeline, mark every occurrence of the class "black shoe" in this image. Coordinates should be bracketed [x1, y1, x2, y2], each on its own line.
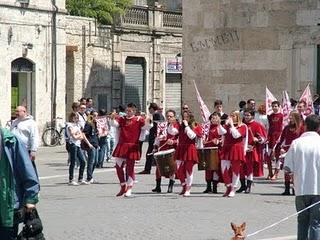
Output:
[203, 181, 212, 193]
[236, 179, 246, 193]
[152, 179, 161, 193]
[167, 179, 175, 193]
[245, 180, 252, 194]
[282, 182, 291, 195]
[212, 181, 218, 194]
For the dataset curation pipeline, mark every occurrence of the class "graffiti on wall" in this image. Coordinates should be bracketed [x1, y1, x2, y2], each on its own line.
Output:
[190, 30, 240, 52]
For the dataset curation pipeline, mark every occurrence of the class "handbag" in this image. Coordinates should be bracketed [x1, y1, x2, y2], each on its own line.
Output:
[17, 208, 45, 240]
[80, 140, 90, 151]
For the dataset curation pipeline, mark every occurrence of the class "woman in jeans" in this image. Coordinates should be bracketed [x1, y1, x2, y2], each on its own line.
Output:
[67, 112, 93, 185]
[83, 111, 100, 183]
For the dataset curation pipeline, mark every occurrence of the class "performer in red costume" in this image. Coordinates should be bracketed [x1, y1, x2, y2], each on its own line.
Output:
[152, 109, 180, 193]
[266, 101, 283, 179]
[221, 111, 247, 198]
[276, 111, 304, 195]
[202, 112, 226, 193]
[237, 109, 266, 194]
[110, 103, 151, 197]
[175, 110, 203, 197]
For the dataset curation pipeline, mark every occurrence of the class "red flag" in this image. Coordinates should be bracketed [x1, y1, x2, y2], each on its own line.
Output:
[282, 91, 292, 127]
[299, 83, 314, 116]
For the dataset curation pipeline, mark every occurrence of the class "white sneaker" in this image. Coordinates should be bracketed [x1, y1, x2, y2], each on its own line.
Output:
[124, 187, 132, 197]
[183, 190, 191, 197]
[228, 190, 235, 197]
[68, 180, 79, 186]
[88, 179, 99, 184]
[78, 180, 90, 185]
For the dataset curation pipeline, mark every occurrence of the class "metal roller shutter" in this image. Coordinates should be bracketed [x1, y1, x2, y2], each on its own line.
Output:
[125, 57, 145, 111]
[165, 73, 182, 117]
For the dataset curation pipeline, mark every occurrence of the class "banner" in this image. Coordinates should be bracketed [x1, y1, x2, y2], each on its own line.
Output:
[193, 80, 211, 135]
[193, 80, 211, 122]
[266, 87, 278, 115]
[96, 116, 108, 137]
[299, 83, 314, 116]
[282, 91, 292, 126]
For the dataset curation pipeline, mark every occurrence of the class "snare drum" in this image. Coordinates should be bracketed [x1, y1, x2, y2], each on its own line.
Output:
[153, 149, 176, 177]
[197, 147, 219, 171]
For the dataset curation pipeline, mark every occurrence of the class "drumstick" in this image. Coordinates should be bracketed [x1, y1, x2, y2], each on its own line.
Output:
[146, 142, 168, 156]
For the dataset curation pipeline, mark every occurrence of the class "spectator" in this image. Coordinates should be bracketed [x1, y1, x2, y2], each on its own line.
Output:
[10, 106, 39, 170]
[0, 127, 40, 239]
[86, 97, 96, 114]
[78, 104, 87, 130]
[96, 109, 109, 168]
[79, 97, 87, 106]
[213, 99, 228, 125]
[83, 111, 100, 183]
[139, 103, 165, 174]
[284, 114, 320, 240]
[66, 112, 92, 185]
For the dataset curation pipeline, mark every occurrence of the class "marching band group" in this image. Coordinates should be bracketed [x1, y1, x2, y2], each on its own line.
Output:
[108, 99, 311, 198]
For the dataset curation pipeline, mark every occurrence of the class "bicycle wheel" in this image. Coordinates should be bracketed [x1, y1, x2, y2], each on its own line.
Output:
[42, 128, 60, 146]
[58, 127, 66, 145]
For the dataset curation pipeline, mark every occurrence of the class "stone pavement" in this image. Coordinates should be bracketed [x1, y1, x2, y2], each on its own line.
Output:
[35, 145, 297, 240]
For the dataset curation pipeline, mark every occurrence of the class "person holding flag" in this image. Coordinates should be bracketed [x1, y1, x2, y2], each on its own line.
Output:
[175, 110, 203, 197]
[266, 101, 283, 180]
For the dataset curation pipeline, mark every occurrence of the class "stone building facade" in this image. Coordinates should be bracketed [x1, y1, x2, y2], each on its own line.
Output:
[0, 0, 66, 131]
[183, 0, 320, 115]
[66, 1, 182, 115]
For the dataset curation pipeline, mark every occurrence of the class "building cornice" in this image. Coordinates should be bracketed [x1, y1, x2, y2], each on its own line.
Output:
[0, 3, 67, 14]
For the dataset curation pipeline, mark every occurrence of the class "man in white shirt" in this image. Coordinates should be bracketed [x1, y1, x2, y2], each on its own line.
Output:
[284, 114, 320, 240]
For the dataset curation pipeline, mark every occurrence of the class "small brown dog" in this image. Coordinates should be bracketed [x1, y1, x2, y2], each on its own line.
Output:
[231, 222, 246, 240]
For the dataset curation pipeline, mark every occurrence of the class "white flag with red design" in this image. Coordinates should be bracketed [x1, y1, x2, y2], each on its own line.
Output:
[156, 121, 167, 137]
[96, 116, 108, 137]
[299, 83, 314, 116]
[193, 80, 211, 135]
[282, 91, 292, 126]
[266, 87, 278, 115]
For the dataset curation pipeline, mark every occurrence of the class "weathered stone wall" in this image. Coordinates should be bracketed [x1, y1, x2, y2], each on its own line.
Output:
[0, 2, 66, 136]
[183, 0, 320, 116]
[65, 16, 112, 114]
[66, 15, 182, 113]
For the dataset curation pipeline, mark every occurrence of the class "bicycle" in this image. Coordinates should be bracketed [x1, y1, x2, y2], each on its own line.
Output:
[42, 117, 66, 147]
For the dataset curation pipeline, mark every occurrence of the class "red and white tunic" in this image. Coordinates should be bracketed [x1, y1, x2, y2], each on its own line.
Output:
[112, 115, 145, 161]
[221, 124, 247, 162]
[175, 124, 202, 162]
[155, 122, 180, 151]
[267, 112, 283, 148]
[246, 121, 267, 162]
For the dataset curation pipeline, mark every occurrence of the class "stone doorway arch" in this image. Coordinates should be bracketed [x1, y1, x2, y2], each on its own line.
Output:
[11, 57, 35, 119]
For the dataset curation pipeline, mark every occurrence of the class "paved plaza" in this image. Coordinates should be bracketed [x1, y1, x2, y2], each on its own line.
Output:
[36, 145, 297, 240]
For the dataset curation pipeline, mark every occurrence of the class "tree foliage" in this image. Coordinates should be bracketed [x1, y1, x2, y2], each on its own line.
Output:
[66, 0, 133, 24]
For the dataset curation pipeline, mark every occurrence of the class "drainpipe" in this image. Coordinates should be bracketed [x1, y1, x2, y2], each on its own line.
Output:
[51, 0, 58, 126]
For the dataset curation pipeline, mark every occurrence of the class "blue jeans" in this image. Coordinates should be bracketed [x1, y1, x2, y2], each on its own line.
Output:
[295, 195, 320, 240]
[87, 147, 98, 181]
[69, 143, 86, 181]
[98, 136, 108, 167]
[107, 136, 115, 159]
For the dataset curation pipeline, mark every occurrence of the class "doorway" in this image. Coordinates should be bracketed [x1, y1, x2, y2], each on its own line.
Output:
[11, 58, 35, 119]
